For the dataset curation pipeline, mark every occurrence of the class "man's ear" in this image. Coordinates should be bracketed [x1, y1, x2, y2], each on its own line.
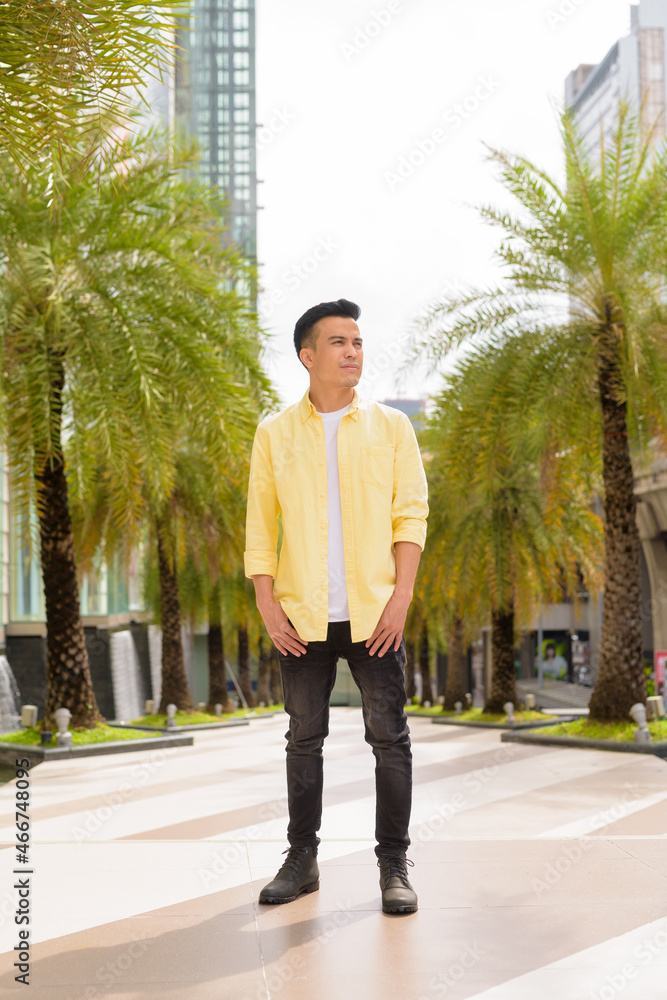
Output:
[300, 346, 314, 369]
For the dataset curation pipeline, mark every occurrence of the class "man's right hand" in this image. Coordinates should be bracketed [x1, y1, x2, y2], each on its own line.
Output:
[252, 575, 308, 657]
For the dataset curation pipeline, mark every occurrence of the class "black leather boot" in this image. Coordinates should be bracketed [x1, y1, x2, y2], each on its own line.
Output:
[378, 856, 418, 914]
[258, 846, 320, 904]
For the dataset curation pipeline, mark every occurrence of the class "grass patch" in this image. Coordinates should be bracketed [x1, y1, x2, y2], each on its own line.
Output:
[0, 723, 155, 746]
[129, 709, 247, 726]
[405, 705, 447, 716]
[406, 706, 557, 722]
[128, 705, 283, 727]
[536, 717, 667, 742]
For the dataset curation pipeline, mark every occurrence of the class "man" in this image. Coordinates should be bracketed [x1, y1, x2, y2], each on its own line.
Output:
[244, 298, 428, 914]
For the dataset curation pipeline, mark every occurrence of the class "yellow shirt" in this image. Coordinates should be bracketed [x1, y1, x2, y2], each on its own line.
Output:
[244, 388, 428, 642]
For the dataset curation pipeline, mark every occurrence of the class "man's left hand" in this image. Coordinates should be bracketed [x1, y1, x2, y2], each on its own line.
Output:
[365, 590, 412, 657]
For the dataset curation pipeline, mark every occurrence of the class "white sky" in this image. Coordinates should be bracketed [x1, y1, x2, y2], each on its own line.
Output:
[254, 0, 633, 406]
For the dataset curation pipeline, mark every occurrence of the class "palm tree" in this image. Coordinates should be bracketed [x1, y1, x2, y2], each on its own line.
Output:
[206, 580, 234, 714]
[422, 344, 603, 713]
[0, 2, 187, 167]
[412, 105, 667, 719]
[1, 128, 267, 727]
[257, 634, 273, 708]
[418, 622, 435, 706]
[443, 614, 468, 712]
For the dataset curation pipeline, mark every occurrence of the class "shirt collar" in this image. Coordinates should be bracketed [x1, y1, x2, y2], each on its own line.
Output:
[299, 388, 361, 422]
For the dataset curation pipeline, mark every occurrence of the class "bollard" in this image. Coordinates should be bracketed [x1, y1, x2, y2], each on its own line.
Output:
[54, 707, 73, 748]
[629, 703, 651, 743]
[20, 705, 38, 728]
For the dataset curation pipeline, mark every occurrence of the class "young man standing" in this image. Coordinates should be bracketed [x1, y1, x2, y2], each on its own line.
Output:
[244, 299, 428, 914]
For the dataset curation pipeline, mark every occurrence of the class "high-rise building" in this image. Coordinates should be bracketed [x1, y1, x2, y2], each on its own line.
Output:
[565, 1, 667, 161]
[144, 0, 257, 259]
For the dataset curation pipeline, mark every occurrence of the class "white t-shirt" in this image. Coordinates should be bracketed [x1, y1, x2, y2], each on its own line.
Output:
[317, 404, 350, 621]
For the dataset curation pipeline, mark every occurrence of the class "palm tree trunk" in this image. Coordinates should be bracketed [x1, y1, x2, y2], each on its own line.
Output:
[588, 349, 645, 719]
[257, 635, 272, 707]
[156, 524, 195, 713]
[36, 357, 101, 730]
[443, 615, 467, 711]
[270, 645, 283, 705]
[237, 624, 256, 708]
[206, 581, 233, 713]
[485, 606, 517, 713]
[419, 622, 435, 706]
[404, 641, 417, 702]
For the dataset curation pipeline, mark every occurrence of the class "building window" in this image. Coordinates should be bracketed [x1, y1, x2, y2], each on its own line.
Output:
[233, 11, 249, 29]
[10, 539, 43, 621]
[233, 31, 249, 47]
[234, 51, 249, 68]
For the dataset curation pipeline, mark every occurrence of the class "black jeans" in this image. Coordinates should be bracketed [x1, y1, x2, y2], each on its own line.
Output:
[278, 620, 412, 859]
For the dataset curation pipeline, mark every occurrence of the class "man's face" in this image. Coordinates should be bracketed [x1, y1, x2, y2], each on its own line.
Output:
[299, 315, 363, 387]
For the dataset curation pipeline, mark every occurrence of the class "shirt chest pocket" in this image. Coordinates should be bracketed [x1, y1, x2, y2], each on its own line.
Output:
[361, 445, 394, 490]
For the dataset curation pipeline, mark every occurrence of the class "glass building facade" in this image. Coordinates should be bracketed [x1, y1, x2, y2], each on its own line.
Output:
[174, 0, 257, 258]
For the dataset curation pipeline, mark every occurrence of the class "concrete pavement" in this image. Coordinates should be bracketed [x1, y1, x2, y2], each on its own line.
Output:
[0, 708, 666, 999]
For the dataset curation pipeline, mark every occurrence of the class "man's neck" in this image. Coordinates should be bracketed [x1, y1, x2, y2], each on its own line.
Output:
[308, 383, 355, 414]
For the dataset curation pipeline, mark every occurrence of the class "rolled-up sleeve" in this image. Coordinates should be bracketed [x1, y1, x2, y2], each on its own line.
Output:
[391, 413, 428, 550]
[244, 421, 280, 578]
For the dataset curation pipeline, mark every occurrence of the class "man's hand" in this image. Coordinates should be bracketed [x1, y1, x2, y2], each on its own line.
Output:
[365, 589, 412, 657]
[252, 575, 308, 657]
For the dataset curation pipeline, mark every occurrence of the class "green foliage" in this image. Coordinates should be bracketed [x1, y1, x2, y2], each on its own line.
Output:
[0, 2, 190, 167]
[420, 342, 604, 632]
[132, 710, 247, 726]
[0, 723, 154, 744]
[537, 717, 667, 742]
[406, 706, 556, 721]
[0, 127, 272, 551]
[645, 664, 656, 697]
[411, 103, 667, 469]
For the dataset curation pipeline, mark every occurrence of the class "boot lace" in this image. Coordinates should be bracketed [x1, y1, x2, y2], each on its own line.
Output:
[378, 856, 414, 885]
[276, 847, 311, 878]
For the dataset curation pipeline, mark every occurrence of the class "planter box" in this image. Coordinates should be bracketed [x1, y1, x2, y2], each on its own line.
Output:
[500, 730, 667, 757]
[108, 719, 250, 734]
[431, 716, 574, 731]
[0, 734, 194, 766]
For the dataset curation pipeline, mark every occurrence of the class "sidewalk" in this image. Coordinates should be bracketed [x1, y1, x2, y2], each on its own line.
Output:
[0, 708, 666, 999]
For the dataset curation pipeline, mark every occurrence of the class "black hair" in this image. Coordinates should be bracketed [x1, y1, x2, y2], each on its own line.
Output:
[293, 298, 361, 358]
